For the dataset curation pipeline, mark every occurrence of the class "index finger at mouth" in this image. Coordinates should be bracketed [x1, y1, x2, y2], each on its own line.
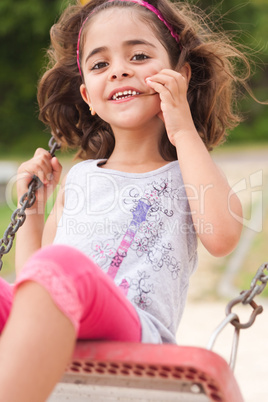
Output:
[147, 70, 181, 86]
[148, 73, 181, 98]
[146, 79, 175, 104]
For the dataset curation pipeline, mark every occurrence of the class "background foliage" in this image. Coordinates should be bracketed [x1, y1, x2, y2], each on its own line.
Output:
[0, 0, 267, 155]
[0, 0, 70, 155]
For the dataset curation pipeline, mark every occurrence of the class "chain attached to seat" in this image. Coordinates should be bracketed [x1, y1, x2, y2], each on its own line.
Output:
[207, 262, 268, 371]
[0, 136, 61, 271]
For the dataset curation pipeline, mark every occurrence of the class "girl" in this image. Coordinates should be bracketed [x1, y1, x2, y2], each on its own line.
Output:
[0, 0, 246, 400]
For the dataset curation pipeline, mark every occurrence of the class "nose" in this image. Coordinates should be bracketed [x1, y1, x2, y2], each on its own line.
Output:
[110, 72, 129, 80]
[108, 62, 133, 81]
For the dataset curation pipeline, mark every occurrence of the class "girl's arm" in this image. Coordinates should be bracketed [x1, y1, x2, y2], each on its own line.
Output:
[42, 175, 66, 247]
[174, 130, 242, 256]
[147, 68, 243, 257]
[15, 149, 62, 275]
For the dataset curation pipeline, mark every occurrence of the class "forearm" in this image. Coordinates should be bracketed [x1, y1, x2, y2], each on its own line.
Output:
[15, 204, 45, 276]
[15, 150, 62, 275]
[174, 129, 243, 256]
[146, 68, 242, 255]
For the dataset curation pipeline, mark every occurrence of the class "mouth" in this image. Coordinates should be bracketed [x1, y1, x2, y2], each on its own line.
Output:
[110, 90, 158, 102]
[111, 90, 140, 101]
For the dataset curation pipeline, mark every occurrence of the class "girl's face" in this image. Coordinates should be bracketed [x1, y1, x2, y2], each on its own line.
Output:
[80, 7, 172, 133]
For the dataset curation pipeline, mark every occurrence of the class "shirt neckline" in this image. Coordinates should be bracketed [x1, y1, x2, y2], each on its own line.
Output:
[92, 159, 178, 177]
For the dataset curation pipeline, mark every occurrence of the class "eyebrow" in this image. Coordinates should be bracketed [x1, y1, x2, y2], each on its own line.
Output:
[85, 39, 157, 65]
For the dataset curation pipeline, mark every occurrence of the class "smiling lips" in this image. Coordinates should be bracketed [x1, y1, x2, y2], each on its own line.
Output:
[111, 90, 140, 101]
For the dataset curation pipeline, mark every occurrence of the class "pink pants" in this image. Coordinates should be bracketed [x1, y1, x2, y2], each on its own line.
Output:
[0, 245, 141, 341]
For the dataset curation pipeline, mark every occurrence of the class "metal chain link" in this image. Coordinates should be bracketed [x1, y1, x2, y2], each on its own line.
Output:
[226, 262, 268, 330]
[208, 262, 268, 371]
[242, 263, 268, 304]
[0, 136, 61, 271]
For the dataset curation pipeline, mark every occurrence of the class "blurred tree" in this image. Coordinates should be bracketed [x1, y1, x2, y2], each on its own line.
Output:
[0, 0, 70, 154]
[194, 0, 268, 144]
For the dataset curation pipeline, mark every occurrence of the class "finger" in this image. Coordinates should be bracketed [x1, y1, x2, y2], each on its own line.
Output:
[33, 157, 53, 185]
[147, 70, 187, 100]
[151, 69, 187, 84]
[146, 77, 178, 103]
[50, 157, 62, 185]
[33, 149, 53, 179]
[146, 78, 176, 104]
[32, 148, 56, 184]
[21, 156, 52, 186]
[34, 149, 53, 169]
[34, 148, 51, 159]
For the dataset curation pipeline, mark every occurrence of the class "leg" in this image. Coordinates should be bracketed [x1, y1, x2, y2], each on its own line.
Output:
[77, 257, 142, 341]
[0, 244, 141, 402]
[0, 282, 76, 402]
[0, 277, 13, 333]
[15, 244, 142, 342]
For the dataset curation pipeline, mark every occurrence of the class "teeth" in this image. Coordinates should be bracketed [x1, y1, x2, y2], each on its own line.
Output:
[112, 90, 140, 100]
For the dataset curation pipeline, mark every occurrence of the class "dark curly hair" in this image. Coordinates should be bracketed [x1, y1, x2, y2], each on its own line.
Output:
[37, 0, 251, 160]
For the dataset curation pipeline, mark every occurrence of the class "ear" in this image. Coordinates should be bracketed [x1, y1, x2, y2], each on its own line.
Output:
[179, 63, 191, 85]
[80, 83, 91, 106]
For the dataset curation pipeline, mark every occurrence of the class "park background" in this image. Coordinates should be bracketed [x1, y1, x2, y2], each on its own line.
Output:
[0, 0, 267, 155]
[0, 1, 267, 401]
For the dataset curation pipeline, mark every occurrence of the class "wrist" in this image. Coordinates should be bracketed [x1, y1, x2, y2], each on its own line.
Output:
[172, 127, 200, 149]
[17, 197, 46, 216]
[17, 185, 48, 215]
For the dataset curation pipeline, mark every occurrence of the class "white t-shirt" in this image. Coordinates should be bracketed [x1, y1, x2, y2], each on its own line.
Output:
[54, 159, 198, 343]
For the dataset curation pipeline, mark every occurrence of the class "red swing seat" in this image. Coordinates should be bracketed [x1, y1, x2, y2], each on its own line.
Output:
[49, 341, 244, 401]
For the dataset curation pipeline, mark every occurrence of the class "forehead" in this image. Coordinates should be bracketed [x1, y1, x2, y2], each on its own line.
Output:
[82, 7, 161, 46]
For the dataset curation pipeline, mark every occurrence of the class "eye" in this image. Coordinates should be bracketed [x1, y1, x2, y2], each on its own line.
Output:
[91, 61, 109, 70]
[132, 53, 150, 62]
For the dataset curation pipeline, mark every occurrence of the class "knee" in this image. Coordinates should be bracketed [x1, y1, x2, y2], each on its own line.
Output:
[25, 245, 88, 276]
[21, 245, 98, 281]
[0, 278, 12, 333]
[15, 246, 87, 335]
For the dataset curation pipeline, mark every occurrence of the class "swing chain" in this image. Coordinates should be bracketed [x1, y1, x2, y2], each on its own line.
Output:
[0, 136, 61, 271]
[226, 262, 268, 330]
[208, 263, 268, 370]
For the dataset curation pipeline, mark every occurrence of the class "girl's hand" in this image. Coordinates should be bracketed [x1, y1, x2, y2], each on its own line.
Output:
[146, 68, 196, 146]
[17, 148, 62, 209]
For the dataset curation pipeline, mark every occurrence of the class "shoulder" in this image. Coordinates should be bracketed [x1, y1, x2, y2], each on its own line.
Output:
[157, 160, 183, 183]
[67, 159, 95, 174]
[65, 159, 101, 183]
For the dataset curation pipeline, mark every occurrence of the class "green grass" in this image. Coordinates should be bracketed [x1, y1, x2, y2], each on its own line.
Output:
[0, 204, 16, 278]
[0, 185, 61, 279]
[212, 141, 268, 154]
[0, 150, 75, 280]
[233, 210, 268, 298]
[0, 147, 76, 162]
[0, 177, 62, 280]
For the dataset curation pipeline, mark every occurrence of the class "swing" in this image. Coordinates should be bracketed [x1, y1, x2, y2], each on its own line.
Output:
[0, 136, 267, 402]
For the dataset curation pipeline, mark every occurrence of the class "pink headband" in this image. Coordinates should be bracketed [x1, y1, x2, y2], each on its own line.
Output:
[77, 0, 180, 76]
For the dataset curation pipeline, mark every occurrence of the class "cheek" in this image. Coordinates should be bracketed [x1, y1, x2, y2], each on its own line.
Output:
[154, 59, 170, 70]
[84, 80, 102, 104]
[143, 60, 170, 80]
